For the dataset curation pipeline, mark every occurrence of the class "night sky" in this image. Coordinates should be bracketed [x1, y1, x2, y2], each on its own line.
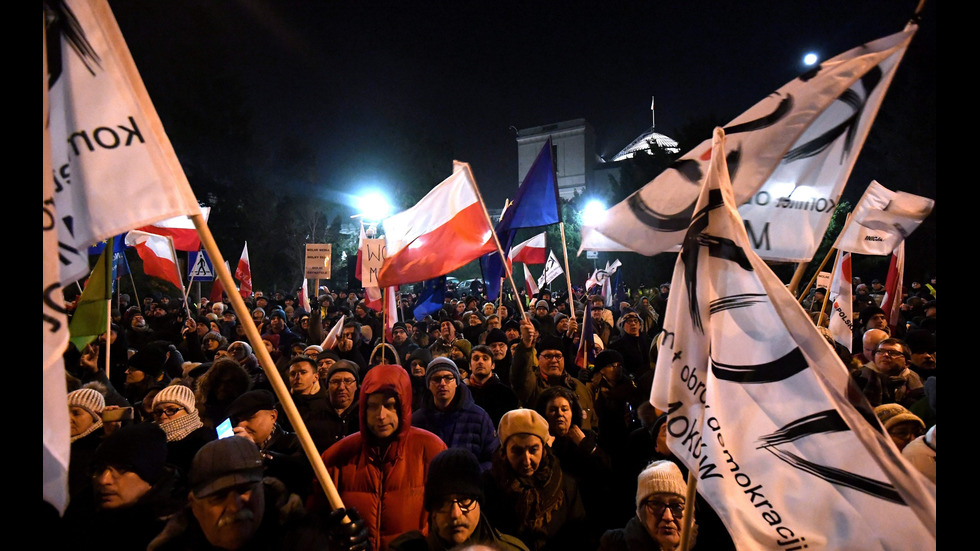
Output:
[107, 1, 936, 278]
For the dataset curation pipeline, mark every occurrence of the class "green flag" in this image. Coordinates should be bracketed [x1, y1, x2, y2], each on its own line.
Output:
[68, 238, 114, 351]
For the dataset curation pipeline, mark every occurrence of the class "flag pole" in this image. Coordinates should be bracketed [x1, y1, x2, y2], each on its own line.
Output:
[816, 247, 843, 327]
[104, 236, 115, 380]
[558, 222, 576, 319]
[798, 213, 852, 304]
[166, 235, 193, 322]
[787, 261, 809, 298]
[464, 163, 528, 321]
[190, 214, 349, 519]
[679, 471, 698, 551]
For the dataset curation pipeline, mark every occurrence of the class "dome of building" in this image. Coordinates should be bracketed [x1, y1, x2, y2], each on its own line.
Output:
[611, 126, 680, 161]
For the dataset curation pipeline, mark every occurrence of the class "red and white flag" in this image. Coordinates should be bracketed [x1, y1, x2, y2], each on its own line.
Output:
[297, 278, 312, 314]
[827, 251, 854, 351]
[209, 261, 231, 304]
[652, 128, 935, 550]
[834, 180, 934, 256]
[235, 243, 252, 299]
[321, 315, 346, 350]
[378, 161, 496, 287]
[509, 232, 547, 265]
[137, 206, 210, 251]
[124, 230, 183, 290]
[523, 264, 539, 297]
[882, 243, 905, 333]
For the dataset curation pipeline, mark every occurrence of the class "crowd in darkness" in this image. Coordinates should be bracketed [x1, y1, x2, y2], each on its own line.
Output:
[49, 271, 935, 550]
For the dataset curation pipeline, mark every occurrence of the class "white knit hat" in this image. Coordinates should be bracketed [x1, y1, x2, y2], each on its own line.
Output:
[152, 384, 197, 414]
[636, 460, 686, 508]
[67, 388, 105, 421]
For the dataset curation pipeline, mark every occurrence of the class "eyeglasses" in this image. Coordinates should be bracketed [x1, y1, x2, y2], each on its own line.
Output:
[329, 378, 357, 387]
[623, 316, 641, 323]
[874, 349, 905, 358]
[152, 406, 184, 419]
[429, 374, 456, 385]
[643, 500, 685, 518]
[435, 497, 477, 514]
[540, 353, 563, 361]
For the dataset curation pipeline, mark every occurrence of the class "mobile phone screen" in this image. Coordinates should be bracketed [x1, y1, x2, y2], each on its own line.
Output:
[216, 417, 234, 439]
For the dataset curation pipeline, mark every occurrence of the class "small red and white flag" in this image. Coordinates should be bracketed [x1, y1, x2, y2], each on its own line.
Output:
[125, 230, 183, 290]
[882, 243, 905, 334]
[209, 261, 231, 304]
[509, 232, 547, 265]
[298, 278, 312, 314]
[321, 315, 346, 350]
[235, 242, 252, 299]
[378, 161, 496, 287]
[523, 264, 539, 297]
[138, 206, 210, 252]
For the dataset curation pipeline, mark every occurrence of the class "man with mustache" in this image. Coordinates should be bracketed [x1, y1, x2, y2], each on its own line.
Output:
[151, 436, 369, 550]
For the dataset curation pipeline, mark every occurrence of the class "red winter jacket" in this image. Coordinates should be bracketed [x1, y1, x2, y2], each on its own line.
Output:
[318, 364, 446, 551]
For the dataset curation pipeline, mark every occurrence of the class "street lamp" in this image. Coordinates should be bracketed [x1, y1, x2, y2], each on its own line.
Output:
[581, 199, 607, 227]
[356, 190, 393, 224]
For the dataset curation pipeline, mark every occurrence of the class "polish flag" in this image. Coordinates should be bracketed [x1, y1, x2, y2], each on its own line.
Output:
[124, 230, 182, 289]
[235, 243, 252, 299]
[378, 161, 496, 287]
[138, 206, 210, 252]
[321, 315, 345, 350]
[523, 263, 539, 297]
[882, 243, 905, 334]
[209, 261, 231, 304]
[509, 232, 547, 265]
[297, 278, 312, 313]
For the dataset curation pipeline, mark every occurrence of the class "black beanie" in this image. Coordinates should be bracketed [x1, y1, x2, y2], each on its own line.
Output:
[93, 423, 168, 484]
[594, 349, 624, 370]
[484, 328, 508, 346]
[127, 347, 167, 379]
[423, 448, 484, 511]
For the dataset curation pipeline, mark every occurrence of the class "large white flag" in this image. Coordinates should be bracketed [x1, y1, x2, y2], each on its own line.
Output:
[651, 128, 935, 549]
[581, 26, 917, 262]
[47, 0, 201, 285]
[827, 250, 854, 351]
[834, 180, 935, 255]
[44, 0, 201, 514]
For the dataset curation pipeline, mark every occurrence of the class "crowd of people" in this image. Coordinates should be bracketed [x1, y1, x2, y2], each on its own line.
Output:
[50, 271, 936, 550]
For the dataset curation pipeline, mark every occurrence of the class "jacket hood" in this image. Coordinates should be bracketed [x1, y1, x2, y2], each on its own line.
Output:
[359, 364, 413, 438]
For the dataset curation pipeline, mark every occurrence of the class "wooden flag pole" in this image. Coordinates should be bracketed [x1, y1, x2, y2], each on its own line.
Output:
[463, 162, 528, 321]
[679, 470, 698, 551]
[817, 247, 843, 327]
[190, 214, 349, 519]
[558, 222, 576, 319]
[787, 261, 809, 298]
[166, 235, 193, 322]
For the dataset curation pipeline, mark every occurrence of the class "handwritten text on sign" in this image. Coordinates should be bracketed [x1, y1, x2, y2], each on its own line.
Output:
[361, 239, 387, 288]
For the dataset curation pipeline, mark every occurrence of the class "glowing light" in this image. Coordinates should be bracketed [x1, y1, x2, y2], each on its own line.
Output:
[582, 200, 607, 226]
[356, 191, 392, 222]
[803, 52, 818, 66]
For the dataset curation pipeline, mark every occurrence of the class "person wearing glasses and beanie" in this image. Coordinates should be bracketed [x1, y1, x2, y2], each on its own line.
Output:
[390, 448, 529, 551]
[151, 383, 216, 481]
[599, 460, 696, 551]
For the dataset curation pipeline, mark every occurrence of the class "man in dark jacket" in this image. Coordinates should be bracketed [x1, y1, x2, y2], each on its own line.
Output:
[413, 357, 499, 471]
[389, 448, 529, 550]
[228, 389, 312, 499]
[609, 310, 653, 379]
[150, 436, 369, 551]
[465, 344, 520, 427]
